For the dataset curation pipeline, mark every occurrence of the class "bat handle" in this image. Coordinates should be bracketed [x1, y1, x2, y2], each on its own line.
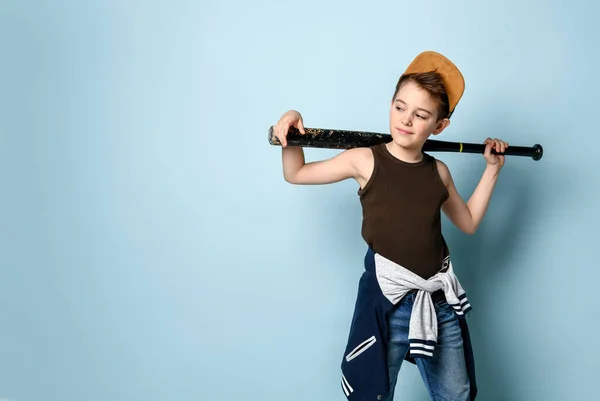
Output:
[494, 143, 543, 160]
[532, 144, 543, 161]
[454, 141, 543, 161]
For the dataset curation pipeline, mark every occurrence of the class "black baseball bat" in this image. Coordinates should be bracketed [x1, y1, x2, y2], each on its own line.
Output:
[268, 126, 543, 161]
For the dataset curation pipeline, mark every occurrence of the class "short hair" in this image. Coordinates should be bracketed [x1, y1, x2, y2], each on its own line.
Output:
[392, 71, 450, 120]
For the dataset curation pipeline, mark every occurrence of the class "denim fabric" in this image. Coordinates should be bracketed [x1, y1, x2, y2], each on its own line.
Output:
[386, 291, 470, 401]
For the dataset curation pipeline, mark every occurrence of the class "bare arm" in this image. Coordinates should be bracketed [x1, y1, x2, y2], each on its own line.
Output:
[282, 146, 364, 184]
[438, 138, 508, 234]
[274, 110, 362, 185]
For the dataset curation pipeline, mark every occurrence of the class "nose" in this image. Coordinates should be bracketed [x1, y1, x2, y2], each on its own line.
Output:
[401, 114, 412, 126]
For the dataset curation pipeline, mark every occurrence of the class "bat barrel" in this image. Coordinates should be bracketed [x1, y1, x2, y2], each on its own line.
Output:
[268, 126, 389, 148]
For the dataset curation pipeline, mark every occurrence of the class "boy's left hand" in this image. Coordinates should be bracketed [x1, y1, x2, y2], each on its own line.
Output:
[483, 137, 509, 168]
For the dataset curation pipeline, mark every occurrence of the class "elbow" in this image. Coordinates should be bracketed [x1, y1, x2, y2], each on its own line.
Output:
[284, 167, 305, 184]
[459, 220, 477, 235]
[463, 224, 478, 235]
[283, 172, 299, 184]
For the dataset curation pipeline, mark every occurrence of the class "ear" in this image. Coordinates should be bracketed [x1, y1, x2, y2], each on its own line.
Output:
[431, 118, 450, 136]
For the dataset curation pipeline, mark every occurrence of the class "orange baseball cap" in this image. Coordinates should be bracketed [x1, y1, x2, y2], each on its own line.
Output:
[403, 51, 465, 118]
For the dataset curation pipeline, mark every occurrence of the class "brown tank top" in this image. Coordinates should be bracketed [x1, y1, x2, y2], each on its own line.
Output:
[358, 143, 450, 279]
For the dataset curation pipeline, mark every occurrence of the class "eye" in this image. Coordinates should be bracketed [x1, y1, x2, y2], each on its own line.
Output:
[395, 106, 404, 111]
[416, 114, 426, 119]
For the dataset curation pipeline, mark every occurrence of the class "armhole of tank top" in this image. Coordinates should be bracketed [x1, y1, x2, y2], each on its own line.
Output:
[357, 145, 379, 197]
[431, 156, 450, 201]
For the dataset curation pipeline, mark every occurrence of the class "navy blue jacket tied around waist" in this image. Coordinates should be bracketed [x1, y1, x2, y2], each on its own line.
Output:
[340, 247, 477, 400]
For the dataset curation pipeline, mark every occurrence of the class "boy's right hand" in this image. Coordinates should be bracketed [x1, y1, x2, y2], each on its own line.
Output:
[273, 110, 305, 147]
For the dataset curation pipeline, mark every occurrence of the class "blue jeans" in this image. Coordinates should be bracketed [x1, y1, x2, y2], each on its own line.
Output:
[387, 291, 470, 401]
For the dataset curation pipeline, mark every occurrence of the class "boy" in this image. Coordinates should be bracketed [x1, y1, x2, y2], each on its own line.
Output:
[272, 51, 507, 401]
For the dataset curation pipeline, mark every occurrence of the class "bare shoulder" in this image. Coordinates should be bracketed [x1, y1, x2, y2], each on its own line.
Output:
[347, 147, 374, 188]
[333, 146, 373, 166]
[349, 146, 374, 163]
[434, 158, 453, 187]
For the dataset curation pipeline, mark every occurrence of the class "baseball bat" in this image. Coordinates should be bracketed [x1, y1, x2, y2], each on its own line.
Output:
[268, 126, 543, 161]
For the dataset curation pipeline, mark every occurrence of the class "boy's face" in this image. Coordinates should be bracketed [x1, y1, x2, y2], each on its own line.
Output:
[389, 81, 450, 149]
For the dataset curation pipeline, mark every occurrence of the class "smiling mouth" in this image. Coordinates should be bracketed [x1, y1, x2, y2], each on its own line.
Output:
[396, 128, 413, 135]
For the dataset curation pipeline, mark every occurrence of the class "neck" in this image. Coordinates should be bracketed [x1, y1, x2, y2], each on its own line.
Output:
[385, 141, 424, 163]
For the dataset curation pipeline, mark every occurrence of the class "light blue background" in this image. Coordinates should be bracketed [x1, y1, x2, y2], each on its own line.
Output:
[1, 1, 598, 400]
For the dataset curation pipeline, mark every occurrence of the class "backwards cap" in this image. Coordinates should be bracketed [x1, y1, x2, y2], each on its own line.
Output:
[403, 51, 465, 118]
